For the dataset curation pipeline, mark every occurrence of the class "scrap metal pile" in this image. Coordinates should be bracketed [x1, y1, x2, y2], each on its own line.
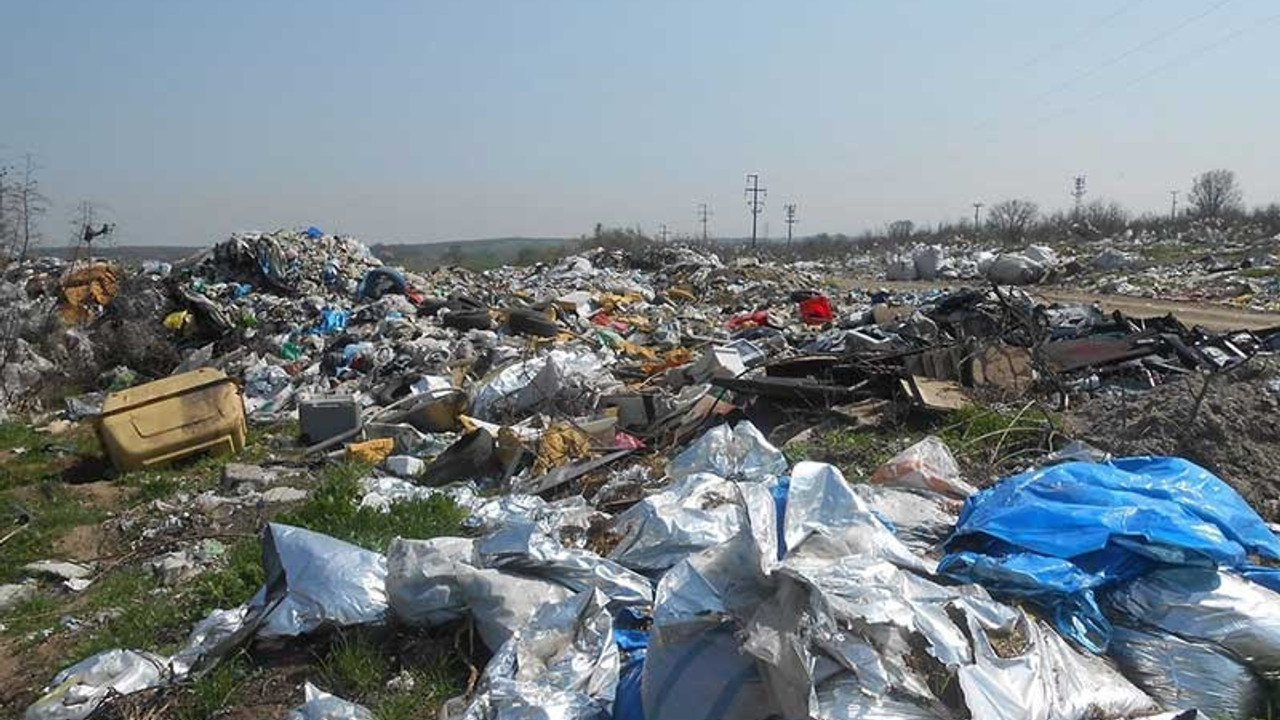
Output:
[9, 230, 1280, 719]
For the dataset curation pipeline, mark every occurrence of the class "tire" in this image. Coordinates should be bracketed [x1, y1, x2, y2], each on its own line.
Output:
[442, 309, 494, 331]
[507, 307, 560, 337]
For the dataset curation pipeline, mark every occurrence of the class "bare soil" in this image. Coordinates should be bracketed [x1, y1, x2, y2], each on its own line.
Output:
[1069, 358, 1280, 522]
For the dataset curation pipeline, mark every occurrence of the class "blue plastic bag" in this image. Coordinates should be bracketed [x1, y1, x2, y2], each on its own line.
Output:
[614, 627, 648, 720]
[941, 456, 1280, 651]
[315, 307, 348, 334]
[304, 226, 323, 239]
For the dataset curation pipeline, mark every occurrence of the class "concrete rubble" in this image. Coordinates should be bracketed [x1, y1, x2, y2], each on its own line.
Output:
[5, 228, 1280, 720]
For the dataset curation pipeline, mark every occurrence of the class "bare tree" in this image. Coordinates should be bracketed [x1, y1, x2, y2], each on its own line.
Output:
[887, 220, 914, 239]
[6, 154, 51, 262]
[986, 199, 1039, 243]
[1188, 169, 1243, 219]
[0, 163, 11, 258]
[1081, 199, 1129, 235]
[68, 200, 115, 261]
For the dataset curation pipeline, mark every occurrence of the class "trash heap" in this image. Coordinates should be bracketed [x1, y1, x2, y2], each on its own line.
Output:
[26, 419, 1280, 719]
[876, 220, 1280, 309]
[8, 228, 1280, 719]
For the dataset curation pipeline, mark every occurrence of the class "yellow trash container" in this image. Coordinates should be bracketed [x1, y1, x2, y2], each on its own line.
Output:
[97, 368, 247, 472]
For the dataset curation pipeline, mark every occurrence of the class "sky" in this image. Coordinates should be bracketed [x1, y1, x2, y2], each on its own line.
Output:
[2, 0, 1278, 246]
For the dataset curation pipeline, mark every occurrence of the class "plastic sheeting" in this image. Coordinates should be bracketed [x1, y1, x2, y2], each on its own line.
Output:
[1108, 567, 1280, 677]
[743, 551, 1153, 720]
[169, 604, 255, 677]
[254, 523, 388, 637]
[940, 456, 1280, 650]
[852, 485, 959, 554]
[286, 682, 374, 720]
[25, 649, 169, 720]
[386, 536, 574, 651]
[471, 349, 621, 423]
[475, 522, 653, 608]
[464, 493, 598, 548]
[784, 462, 934, 575]
[459, 589, 620, 720]
[665, 420, 788, 482]
[1107, 624, 1266, 720]
[609, 472, 747, 571]
[358, 476, 481, 515]
[869, 436, 976, 499]
[957, 614, 1155, 720]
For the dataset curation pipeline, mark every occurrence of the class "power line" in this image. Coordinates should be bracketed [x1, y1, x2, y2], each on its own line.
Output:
[784, 203, 797, 246]
[1025, 0, 1232, 107]
[1028, 9, 1280, 127]
[697, 202, 711, 241]
[1015, 0, 1147, 72]
[744, 173, 767, 249]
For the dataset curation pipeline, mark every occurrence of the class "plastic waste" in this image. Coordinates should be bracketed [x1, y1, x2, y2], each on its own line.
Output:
[286, 682, 373, 720]
[24, 649, 169, 720]
[784, 461, 933, 574]
[665, 420, 788, 483]
[253, 523, 388, 637]
[869, 436, 975, 499]
[1108, 567, 1280, 677]
[1107, 624, 1266, 719]
[458, 589, 620, 720]
[609, 473, 747, 571]
[474, 522, 653, 608]
[386, 536, 573, 651]
[941, 456, 1280, 651]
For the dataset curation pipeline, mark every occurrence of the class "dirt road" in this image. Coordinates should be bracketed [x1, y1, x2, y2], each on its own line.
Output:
[836, 278, 1280, 331]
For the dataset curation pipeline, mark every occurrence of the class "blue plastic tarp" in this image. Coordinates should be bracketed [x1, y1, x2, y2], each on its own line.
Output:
[940, 456, 1280, 651]
[304, 226, 323, 239]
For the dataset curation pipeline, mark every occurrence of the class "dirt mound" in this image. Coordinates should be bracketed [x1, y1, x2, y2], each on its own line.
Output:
[1069, 358, 1280, 521]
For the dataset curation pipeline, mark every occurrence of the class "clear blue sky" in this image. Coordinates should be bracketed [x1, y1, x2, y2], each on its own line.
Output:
[3, 0, 1277, 245]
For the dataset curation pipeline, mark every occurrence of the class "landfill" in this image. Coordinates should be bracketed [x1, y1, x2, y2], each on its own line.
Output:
[877, 218, 1280, 313]
[3, 228, 1280, 719]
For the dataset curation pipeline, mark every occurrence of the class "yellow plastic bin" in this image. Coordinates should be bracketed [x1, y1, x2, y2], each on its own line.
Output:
[97, 368, 247, 472]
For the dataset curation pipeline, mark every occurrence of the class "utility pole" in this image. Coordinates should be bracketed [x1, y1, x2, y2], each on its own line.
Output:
[744, 173, 767, 249]
[1072, 174, 1087, 214]
[658, 223, 669, 243]
[784, 203, 797, 246]
[1169, 190, 1178, 221]
[696, 203, 711, 241]
[0, 166, 7, 255]
[972, 202, 984, 230]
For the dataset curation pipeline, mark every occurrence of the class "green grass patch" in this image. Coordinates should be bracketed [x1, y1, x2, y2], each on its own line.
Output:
[786, 427, 900, 479]
[316, 628, 463, 719]
[67, 540, 264, 665]
[0, 592, 59, 637]
[278, 461, 467, 552]
[319, 630, 390, 698]
[1239, 266, 1280, 279]
[0, 422, 92, 491]
[0, 482, 107, 583]
[786, 403, 1060, 485]
[185, 538, 265, 614]
[373, 656, 464, 720]
[176, 651, 251, 720]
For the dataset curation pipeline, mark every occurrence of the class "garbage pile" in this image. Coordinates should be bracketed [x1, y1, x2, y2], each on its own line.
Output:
[884, 243, 1066, 285]
[8, 229, 1280, 719]
[876, 220, 1280, 310]
[26, 418, 1280, 719]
